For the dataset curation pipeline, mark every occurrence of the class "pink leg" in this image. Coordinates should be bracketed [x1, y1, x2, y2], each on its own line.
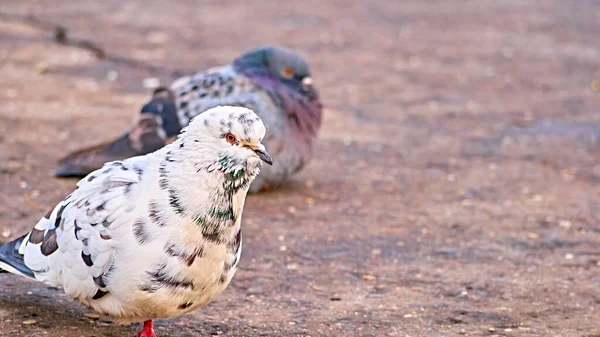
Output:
[136, 320, 157, 337]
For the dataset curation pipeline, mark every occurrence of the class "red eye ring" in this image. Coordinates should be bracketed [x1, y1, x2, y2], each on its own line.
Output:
[225, 132, 237, 144]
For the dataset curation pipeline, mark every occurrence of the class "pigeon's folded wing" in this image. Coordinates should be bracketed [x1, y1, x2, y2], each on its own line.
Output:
[171, 66, 262, 125]
[22, 157, 146, 300]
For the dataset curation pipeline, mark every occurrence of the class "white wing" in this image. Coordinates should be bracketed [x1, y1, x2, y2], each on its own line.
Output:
[21, 156, 147, 301]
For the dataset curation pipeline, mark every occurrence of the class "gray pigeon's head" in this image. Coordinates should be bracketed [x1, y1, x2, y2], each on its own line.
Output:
[233, 46, 323, 138]
[233, 46, 315, 95]
[180, 106, 272, 179]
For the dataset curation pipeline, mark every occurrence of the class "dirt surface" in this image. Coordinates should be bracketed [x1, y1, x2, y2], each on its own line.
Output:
[1, 1, 600, 336]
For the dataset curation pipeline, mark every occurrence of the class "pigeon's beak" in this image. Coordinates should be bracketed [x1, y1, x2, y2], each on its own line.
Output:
[301, 76, 313, 90]
[252, 144, 273, 165]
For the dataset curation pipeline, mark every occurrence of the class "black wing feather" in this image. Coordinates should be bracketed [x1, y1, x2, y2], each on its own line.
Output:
[0, 234, 34, 278]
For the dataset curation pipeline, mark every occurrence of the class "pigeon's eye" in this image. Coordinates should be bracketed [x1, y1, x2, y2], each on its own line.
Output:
[225, 132, 237, 144]
[281, 67, 294, 79]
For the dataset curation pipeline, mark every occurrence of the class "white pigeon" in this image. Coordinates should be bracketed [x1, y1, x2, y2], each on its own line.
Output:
[0, 106, 272, 337]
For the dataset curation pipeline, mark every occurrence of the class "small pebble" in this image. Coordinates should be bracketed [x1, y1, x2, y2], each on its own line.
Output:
[310, 284, 322, 291]
[559, 220, 572, 228]
[36, 62, 48, 74]
[362, 274, 376, 281]
[565, 253, 574, 260]
[143, 77, 160, 89]
[488, 327, 496, 332]
[22, 319, 37, 325]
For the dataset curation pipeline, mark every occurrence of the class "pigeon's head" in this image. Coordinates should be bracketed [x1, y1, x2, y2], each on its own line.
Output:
[233, 46, 316, 96]
[233, 46, 323, 138]
[181, 106, 272, 179]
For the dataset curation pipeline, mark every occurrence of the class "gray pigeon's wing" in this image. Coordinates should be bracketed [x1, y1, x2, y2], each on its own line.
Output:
[171, 65, 264, 126]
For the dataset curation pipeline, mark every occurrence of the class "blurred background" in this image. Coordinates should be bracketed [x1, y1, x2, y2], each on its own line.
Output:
[1, 1, 599, 336]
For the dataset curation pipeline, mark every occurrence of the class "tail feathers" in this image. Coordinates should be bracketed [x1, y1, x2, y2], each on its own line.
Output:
[55, 88, 179, 178]
[0, 234, 35, 279]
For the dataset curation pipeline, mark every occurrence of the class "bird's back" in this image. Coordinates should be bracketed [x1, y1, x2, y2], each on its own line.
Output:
[171, 65, 269, 126]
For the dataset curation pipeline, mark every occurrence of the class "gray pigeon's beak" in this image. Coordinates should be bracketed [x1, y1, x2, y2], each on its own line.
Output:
[254, 148, 273, 165]
[301, 76, 313, 90]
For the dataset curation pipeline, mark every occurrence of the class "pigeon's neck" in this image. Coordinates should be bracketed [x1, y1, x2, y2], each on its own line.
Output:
[271, 84, 322, 138]
[148, 142, 257, 243]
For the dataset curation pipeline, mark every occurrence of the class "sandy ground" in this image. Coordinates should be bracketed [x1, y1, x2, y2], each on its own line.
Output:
[0, 1, 599, 336]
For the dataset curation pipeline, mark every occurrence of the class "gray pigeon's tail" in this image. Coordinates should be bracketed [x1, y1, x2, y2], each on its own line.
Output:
[55, 87, 179, 178]
[0, 234, 34, 278]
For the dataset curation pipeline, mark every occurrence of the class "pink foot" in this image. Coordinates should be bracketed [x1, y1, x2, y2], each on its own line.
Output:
[136, 320, 157, 337]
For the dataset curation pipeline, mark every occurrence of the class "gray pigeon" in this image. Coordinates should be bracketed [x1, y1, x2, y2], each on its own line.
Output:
[0, 106, 272, 337]
[56, 46, 322, 192]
